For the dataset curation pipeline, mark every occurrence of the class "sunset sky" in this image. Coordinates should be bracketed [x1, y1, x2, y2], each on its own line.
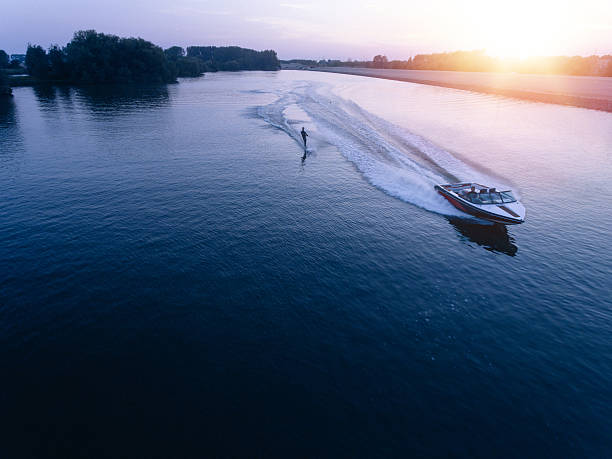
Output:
[2, 0, 611, 58]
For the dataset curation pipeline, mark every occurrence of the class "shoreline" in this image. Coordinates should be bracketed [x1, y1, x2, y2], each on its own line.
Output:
[304, 67, 612, 112]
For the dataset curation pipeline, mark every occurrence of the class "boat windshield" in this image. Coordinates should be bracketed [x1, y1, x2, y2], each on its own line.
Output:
[462, 190, 517, 205]
[480, 193, 495, 204]
[499, 191, 517, 203]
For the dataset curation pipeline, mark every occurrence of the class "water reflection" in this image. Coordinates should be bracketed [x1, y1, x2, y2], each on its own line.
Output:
[30, 85, 75, 112]
[57, 86, 75, 108]
[0, 96, 16, 126]
[0, 97, 23, 157]
[32, 84, 58, 107]
[447, 217, 518, 256]
[73, 84, 171, 116]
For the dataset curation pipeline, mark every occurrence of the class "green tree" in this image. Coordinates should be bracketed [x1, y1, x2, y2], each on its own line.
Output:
[64, 30, 176, 83]
[25, 45, 49, 78]
[48, 45, 68, 79]
[164, 46, 205, 77]
[175, 57, 205, 77]
[186, 46, 280, 71]
[372, 55, 388, 68]
[0, 50, 9, 68]
[164, 46, 185, 60]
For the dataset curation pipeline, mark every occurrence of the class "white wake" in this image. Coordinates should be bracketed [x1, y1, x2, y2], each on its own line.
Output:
[257, 81, 507, 216]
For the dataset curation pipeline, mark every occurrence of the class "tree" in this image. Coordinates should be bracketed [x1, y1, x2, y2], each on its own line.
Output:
[219, 60, 240, 71]
[25, 45, 49, 78]
[15, 31, 281, 85]
[186, 46, 280, 71]
[164, 46, 185, 60]
[373, 55, 388, 68]
[164, 46, 206, 77]
[175, 57, 206, 77]
[0, 50, 9, 68]
[64, 30, 176, 83]
[48, 45, 67, 79]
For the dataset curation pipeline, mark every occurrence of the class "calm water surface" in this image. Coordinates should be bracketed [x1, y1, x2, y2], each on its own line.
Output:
[1, 71, 611, 457]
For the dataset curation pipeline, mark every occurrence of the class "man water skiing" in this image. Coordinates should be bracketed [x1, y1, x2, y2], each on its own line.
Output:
[301, 127, 308, 149]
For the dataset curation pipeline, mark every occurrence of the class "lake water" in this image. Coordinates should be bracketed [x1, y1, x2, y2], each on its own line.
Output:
[1, 71, 611, 457]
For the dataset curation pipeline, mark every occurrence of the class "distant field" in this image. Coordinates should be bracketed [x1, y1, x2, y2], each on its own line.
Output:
[307, 67, 612, 112]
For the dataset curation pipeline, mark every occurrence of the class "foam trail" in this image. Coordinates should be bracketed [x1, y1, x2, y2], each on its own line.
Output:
[257, 82, 509, 217]
[257, 87, 316, 153]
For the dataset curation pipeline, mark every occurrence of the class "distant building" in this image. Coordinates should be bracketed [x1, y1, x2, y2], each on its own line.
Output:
[10, 54, 26, 63]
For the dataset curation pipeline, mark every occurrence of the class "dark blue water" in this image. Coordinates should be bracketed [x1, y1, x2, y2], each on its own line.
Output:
[1, 72, 611, 457]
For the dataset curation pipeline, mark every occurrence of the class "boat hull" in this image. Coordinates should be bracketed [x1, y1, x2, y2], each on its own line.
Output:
[435, 185, 524, 225]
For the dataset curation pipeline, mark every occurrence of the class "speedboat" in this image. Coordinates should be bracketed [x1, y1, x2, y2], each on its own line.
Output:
[435, 182, 525, 224]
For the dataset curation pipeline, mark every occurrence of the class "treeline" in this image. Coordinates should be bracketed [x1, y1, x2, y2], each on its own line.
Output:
[186, 46, 280, 71]
[13, 30, 280, 85]
[164, 45, 280, 76]
[0, 50, 24, 69]
[287, 50, 612, 76]
[25, 31, 176, 83]
[0, 51, 16, 95]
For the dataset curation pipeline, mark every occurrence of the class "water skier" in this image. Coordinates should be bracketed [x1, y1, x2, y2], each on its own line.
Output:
[301, 127, 308, 149]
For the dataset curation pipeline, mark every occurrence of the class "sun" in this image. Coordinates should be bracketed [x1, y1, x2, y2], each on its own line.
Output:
[470, 0, 573, 59]
[485, 34, 546, 60]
